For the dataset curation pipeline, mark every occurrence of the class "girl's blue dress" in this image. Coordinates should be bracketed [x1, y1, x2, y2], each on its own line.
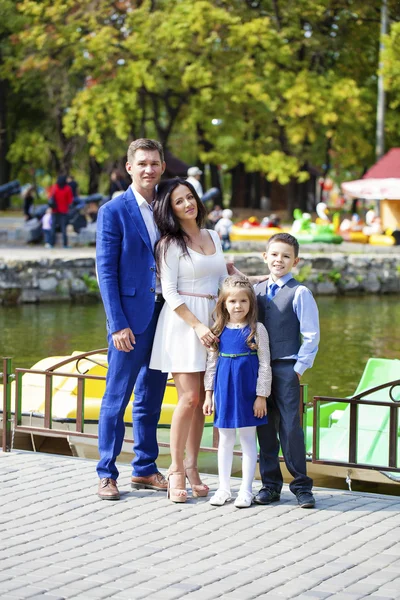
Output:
[214, 326, 268, 428]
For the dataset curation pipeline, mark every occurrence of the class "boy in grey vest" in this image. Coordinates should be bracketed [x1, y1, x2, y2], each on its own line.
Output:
[254, 233, 319, 508]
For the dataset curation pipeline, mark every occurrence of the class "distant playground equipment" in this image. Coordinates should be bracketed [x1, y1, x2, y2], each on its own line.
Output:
[230, 216, 283, 242]
[0, 180, 21, 210]
[291, 207, 343, 244]
[230, 209, 343, 244]
[231, 199, 397, 246]
[338, 210, 397, 246]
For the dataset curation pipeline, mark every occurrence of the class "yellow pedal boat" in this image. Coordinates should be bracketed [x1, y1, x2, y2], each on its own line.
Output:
[4, 351, 214, 429]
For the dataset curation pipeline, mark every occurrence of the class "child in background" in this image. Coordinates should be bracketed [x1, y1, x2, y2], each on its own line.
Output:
[203, 275, 271, 508]
[42, 207, 53, 249]
[214, 209, 233, 251]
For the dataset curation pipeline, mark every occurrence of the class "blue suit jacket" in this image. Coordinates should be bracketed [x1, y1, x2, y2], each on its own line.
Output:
[96, 186, 158, 335]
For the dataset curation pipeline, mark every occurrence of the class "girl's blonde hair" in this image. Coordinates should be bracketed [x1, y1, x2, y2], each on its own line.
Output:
[211, 275, 258, 351]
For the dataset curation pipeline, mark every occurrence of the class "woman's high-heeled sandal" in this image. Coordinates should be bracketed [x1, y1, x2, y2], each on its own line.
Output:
[166, 471, 188, 503]
[184, 466, 209, 498]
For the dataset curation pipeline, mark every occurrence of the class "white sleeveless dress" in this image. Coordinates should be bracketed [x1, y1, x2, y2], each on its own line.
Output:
[150, 229, 227, 373]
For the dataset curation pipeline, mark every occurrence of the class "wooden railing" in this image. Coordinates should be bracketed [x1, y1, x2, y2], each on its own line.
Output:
[3, 350, 305, 459]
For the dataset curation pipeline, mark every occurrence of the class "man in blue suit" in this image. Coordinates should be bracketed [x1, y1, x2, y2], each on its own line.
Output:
[96, 139, 169, 500]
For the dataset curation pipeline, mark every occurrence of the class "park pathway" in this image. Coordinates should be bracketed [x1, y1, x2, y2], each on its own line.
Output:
[1, 451, 400, 599]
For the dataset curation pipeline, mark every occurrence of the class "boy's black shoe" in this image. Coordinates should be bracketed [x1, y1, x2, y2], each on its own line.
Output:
[254, 487, 281, 505]
[296, 490, 315, 508]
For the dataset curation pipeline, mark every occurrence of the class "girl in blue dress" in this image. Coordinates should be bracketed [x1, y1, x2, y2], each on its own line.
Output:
[203, 275, 272, 508]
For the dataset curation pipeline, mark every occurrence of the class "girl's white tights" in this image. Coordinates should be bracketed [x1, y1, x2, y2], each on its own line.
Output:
[217, 427, 257, 496]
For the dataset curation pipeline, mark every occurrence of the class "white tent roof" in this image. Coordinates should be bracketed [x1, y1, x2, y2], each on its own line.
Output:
[341, 178, 400, 200]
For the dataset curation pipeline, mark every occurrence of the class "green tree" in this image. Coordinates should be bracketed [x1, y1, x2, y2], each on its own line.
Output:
[0, 0, 25, 184]
[3, 0, 400, 203]
[382, 21, 400, 149]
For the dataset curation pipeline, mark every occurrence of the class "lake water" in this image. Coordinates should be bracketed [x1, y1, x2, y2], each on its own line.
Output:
[1, 295, 399, 400]
[1, 296, 399, 494]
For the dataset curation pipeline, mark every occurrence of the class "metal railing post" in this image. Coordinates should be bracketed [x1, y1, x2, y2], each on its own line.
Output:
[389, 405, 398, 468]
[312, 397, 321, 462]
[349, 403, 358, 464]
[1, 358, 13, 452]
[76, 377, 85, 433]
[300, 383, 308, 437]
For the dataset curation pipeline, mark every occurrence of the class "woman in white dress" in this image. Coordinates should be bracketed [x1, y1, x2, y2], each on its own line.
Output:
[150, 178, 228, 503]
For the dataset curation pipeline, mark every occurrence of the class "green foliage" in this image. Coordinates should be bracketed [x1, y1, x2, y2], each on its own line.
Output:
[2, 0, 400, 186]
[7, 130, 56, 169]
[382, 22, 400, 147]
[82, 274, 99, 293]
[328, 270, 342, 283]
[296, 264, 312, 283]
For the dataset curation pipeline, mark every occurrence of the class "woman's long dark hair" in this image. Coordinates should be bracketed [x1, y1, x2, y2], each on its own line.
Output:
[153, 178, 207, 271]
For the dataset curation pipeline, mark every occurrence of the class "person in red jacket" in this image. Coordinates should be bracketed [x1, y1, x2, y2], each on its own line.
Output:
[49, 175, 73, 248]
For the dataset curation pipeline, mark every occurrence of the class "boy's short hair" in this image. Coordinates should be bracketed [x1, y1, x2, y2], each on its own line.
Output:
[266, 232, 299, 257]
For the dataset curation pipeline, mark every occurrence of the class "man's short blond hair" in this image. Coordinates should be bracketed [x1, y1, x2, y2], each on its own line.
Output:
[127, 139, 164, 164]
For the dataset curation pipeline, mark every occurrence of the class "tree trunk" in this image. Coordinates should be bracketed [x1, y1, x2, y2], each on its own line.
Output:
[209, 164, 221, 191]
[230, 163, 247, 208]
[248, 172, 262, 209]
[56, 109, 74, 175]
[0, 78, 11, 185]
[89, 156, 102, 194]
[286, 180, 296, 221]
[196, 124, 222, 193]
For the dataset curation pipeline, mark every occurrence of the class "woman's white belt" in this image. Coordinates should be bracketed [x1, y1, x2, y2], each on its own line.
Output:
[178, 291, 217, 300]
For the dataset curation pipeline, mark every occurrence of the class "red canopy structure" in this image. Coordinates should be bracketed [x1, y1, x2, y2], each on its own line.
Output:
[363, 148, 400, 179]
[341, 149, 400, 232]
[341, 148, 400, 199]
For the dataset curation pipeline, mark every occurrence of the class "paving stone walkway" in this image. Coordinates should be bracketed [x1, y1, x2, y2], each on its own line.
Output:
[1, 451, 400, 600]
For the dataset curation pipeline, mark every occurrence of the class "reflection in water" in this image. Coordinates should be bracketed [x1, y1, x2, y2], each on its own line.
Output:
[1, 296, 399, 494]
[0, 303, 108, 368]
[307, 295, 400, 402]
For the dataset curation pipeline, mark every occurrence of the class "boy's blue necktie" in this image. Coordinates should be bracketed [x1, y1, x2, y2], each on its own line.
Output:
[267, 282, 279, 301]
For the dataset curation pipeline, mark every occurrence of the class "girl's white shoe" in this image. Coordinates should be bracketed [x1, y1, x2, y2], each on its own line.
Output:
[234, 491, 254, 508]
[209, 489, 232, 506]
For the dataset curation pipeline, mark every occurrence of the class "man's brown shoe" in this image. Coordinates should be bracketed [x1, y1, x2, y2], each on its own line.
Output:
[131, 471, 168, 491]
[98, 477, 120, 500]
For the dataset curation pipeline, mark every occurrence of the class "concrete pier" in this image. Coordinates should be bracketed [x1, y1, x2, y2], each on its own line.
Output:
[1, 451, 400, 599]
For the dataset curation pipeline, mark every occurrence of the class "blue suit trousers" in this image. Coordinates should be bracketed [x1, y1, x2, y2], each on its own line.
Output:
[97, 302, 167, 480]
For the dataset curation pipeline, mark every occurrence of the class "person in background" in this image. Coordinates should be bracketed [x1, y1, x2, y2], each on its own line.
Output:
[49, 175, 74, 248]
[270, 214, 281, 228]
[351, 197, 359, 216]
[22, 185, 35, 221]
[42, 207, 53, 249]
[186, 166, 203, 199]
[214, 208, 233, 251]
[204, 275, 271, 508]
[109, 169, 129, 199]
[208, 204, 223, 227]
[66, 175, 79, 199]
